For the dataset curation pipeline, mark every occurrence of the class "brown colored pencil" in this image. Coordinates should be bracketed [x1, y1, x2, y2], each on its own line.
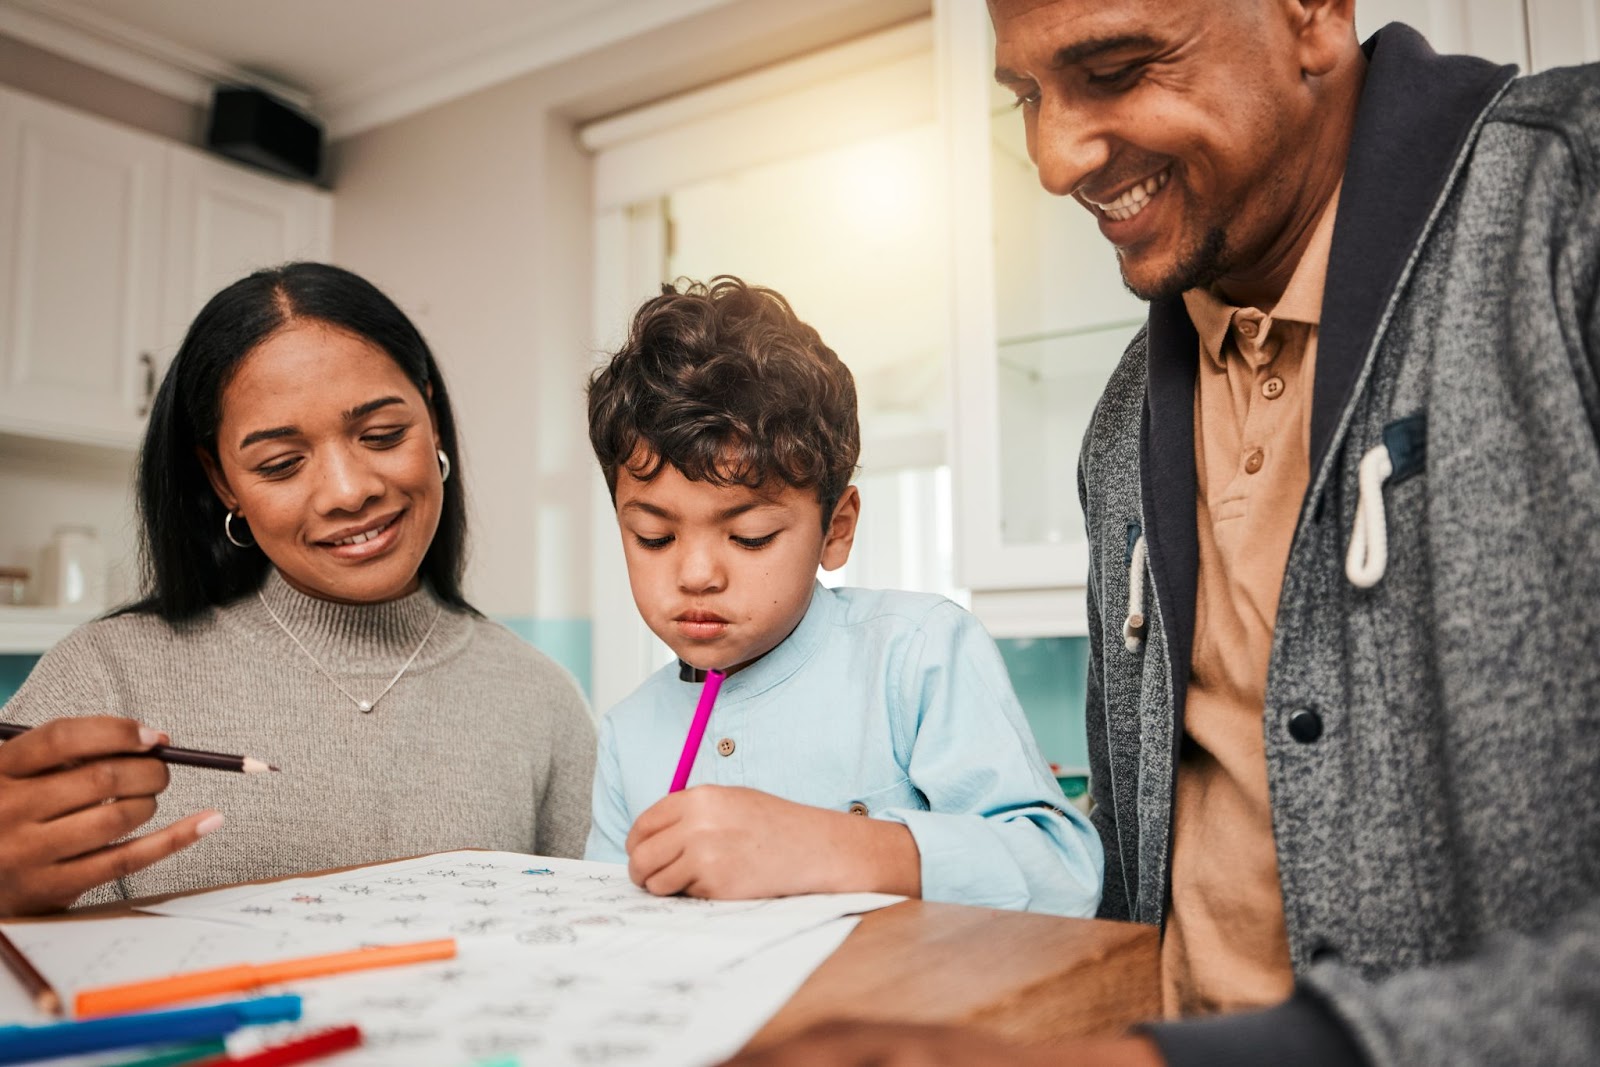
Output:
[0, 925, 60, 1016]
[0, 723, 278, 774]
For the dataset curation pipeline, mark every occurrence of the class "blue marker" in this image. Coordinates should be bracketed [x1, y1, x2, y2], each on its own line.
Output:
[0, 994, 300, 1065]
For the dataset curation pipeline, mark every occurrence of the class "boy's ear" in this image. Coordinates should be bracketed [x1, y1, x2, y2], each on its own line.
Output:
[196, 447, 240, 514]
[819, 485, 860, 572]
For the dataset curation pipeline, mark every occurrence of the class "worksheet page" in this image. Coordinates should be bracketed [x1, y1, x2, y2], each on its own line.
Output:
[1, 851, 899, 1066]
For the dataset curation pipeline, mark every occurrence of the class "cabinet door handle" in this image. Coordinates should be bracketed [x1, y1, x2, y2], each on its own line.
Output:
[137, 352, 155, 417]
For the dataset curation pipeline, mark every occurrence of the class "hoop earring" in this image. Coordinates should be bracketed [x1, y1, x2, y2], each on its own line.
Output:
[438, 449, 451, 483]
[224, 510, 255, 548]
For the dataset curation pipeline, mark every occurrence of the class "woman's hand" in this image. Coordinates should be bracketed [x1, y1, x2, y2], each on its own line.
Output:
[0, 717, 222, 916]
[626, 785, 921, 900]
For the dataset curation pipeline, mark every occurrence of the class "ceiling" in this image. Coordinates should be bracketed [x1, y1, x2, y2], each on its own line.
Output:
[0, 0, 739, 136]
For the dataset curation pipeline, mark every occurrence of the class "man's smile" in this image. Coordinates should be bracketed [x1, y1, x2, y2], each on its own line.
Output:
[1082, 166, 1172, 222]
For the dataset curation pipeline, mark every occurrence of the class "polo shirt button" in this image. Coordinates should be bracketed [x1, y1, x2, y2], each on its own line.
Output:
[1244, 448, 1265, 475]
[1262, 375, 1285, 400]
[1287, 708, 1324, 743]
[1237, 319, 1259, 338]
[848, 802, 869, 816]
[716, 737, 736, 757]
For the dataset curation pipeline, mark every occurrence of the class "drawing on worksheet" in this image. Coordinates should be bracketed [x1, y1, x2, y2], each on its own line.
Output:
[1, 853, 895, 1067]
[230, 915, 864, 1067]
[141, 850, 898, 980]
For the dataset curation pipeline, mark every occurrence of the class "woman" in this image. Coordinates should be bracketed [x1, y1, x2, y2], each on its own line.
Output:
[0, 263, 596, 916]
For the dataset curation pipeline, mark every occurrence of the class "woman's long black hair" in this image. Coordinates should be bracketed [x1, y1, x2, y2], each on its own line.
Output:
[127, 262, 473, 621]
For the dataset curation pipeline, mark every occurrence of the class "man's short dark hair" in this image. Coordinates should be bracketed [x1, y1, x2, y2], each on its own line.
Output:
[587, 276, 860, 526]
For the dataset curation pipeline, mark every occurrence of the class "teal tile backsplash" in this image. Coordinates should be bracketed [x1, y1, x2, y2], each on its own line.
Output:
[494, 617, 592, 700]
[0, 654, 40, 707]
[996, 636, 1090, 786]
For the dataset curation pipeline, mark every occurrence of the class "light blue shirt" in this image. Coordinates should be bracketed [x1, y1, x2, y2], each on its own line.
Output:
[586, 583, 1103, 916]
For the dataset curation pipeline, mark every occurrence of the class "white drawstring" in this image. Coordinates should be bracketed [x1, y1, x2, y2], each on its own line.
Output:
[1123, 534, 1148, 652]
[1345, 443, 1394, 589]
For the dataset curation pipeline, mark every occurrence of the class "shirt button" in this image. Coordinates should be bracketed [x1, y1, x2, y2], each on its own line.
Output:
[716, 737, 735, 757]
[847, 802, 869, 816]
[1262, 375, 1285, 400]
[1237, 319, 1259, 338]
[1287, 708, 1324, 743]
[1244, 448, 1265, 475]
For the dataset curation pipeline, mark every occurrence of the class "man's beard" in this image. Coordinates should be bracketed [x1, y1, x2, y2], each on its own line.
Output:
[1118, 225, 1228, 302]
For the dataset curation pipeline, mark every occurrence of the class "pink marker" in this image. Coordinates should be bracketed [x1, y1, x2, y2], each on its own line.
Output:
[669, 669, 726, 792]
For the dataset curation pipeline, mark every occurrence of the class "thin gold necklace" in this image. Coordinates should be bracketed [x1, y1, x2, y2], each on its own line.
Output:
[257, 591, 444, 714]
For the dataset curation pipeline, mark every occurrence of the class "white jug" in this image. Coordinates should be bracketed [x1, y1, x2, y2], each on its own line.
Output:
[39, 526, 106, 610]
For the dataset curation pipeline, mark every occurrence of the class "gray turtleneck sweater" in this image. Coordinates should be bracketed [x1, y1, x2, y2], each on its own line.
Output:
[3, 570, 596, 905]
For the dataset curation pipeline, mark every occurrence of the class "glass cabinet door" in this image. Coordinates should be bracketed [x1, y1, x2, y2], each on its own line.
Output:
[938, 0, 1144, 621]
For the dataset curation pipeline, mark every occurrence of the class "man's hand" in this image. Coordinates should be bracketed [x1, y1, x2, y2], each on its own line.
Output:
[718, 1021, 1166, 1066]
[0, 717, 222, 916]
[626, 785, 921, 899]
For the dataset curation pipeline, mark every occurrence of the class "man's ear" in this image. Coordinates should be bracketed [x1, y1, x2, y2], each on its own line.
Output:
[196, 447, 240, 515]
[819, 485, 861, 572]
[1286, 0, 1359, 78]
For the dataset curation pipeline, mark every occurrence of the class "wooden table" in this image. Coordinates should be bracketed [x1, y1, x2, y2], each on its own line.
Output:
[29, 864, 1161, 1051]
[748, 900, 1158, 1049]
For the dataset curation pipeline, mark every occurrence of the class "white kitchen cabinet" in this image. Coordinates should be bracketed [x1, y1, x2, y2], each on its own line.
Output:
[160, 149, 332, 360]
[1525, 0, 1600, 71]
[0, 87, 167, 449]
[0, 85, 331, 451]
[1356, 0, 1600, 71]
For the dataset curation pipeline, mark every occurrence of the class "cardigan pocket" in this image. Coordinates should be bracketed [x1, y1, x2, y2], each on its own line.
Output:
[1346, 412, 1428, 589]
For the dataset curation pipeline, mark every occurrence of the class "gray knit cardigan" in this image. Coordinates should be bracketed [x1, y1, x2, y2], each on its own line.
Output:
[1080, 25, 1600, 1067]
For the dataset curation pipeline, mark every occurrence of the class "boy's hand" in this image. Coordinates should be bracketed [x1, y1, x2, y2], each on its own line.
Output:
[626, 785, 921, 899]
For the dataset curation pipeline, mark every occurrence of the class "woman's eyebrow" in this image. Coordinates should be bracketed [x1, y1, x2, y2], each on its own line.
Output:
[342, 396, 406, 421]
[238, 397, 407, 449]
[239, 425, 299, 449]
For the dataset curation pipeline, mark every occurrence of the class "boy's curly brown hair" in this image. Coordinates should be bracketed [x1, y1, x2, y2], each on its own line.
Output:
[587, 276, 860, 527]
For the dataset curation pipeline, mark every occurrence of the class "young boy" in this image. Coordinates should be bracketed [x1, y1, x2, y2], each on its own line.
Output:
[584, 276, 1102, 916]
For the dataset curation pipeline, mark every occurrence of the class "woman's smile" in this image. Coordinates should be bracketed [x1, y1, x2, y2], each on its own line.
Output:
[318, 509, 406, 560]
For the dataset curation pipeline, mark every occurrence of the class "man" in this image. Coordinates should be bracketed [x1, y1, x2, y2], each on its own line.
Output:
[724, 1, 1600, 1064]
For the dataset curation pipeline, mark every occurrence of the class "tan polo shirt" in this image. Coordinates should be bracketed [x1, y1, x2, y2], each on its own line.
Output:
[1160, 184, 1342, 1017]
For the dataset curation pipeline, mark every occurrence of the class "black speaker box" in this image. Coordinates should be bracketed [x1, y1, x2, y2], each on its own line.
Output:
[206, 86, 323, 184]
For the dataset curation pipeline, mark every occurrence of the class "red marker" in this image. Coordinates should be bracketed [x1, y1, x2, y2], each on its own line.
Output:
[192, 1025, 362, 1066]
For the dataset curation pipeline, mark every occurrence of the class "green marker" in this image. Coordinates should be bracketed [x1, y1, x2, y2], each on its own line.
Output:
[106, 1038, 229, 1067]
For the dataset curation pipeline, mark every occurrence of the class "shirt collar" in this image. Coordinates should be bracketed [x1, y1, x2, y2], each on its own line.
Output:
[1182, 179, 1343, 371]
[676, 581, 835, 700]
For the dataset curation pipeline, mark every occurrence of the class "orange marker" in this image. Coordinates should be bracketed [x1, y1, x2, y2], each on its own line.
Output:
[74, 938, 456, 1017]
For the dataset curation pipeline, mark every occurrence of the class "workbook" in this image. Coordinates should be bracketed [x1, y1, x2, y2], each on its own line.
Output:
[1, 851, 901, 1066]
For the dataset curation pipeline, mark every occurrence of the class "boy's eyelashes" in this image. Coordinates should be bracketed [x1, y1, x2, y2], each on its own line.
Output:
[628, 531, 781, 551]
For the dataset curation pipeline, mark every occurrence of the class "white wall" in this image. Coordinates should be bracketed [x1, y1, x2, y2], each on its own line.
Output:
[330, 0, 927, 621]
